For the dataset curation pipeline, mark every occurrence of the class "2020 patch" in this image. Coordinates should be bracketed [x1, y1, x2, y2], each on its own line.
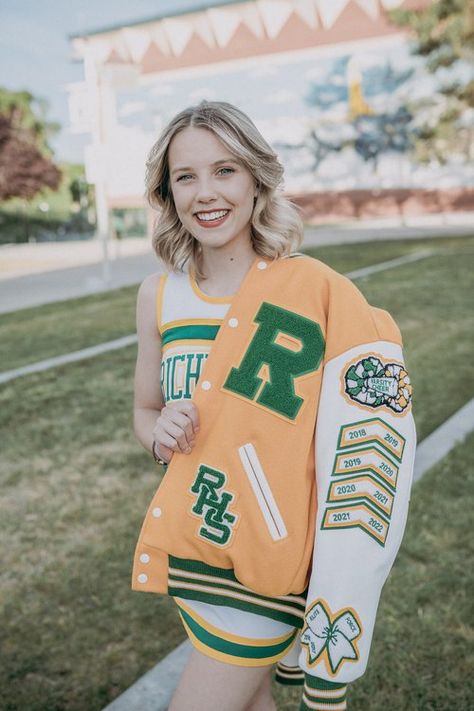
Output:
[344, 356, 412, 414]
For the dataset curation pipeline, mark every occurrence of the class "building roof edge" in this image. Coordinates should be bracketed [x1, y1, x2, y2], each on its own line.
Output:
[68, 0, 246, 40]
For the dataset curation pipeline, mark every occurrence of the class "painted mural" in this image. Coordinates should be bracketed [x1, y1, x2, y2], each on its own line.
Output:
[111, 33, 473, 197]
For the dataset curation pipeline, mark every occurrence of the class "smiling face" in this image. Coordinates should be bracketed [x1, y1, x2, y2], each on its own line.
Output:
[168, 126, 258, 254]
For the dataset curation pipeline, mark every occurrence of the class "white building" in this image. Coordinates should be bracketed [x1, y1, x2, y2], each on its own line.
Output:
[68, 0, 473, 237]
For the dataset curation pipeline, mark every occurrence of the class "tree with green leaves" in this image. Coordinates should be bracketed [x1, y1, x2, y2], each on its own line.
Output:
[0, 88, 62, 201]
[391, 0, 474, 164]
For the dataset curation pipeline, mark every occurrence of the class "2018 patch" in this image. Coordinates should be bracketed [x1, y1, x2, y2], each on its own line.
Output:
[301, 599, 362, 675]
[344, 356, 412, 414]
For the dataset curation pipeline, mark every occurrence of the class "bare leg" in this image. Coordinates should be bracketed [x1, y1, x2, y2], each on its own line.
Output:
[244, 669, 277, 711]
[168, 647, 275, 711]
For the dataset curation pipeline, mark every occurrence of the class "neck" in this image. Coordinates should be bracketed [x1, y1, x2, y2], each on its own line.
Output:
[197, 240, 257, 297]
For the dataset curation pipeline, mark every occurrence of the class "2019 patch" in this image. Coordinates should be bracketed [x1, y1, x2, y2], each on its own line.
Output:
[344, 356, 412, 414]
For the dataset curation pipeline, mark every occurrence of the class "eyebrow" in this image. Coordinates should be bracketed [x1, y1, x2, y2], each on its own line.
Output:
[171, 158, 240, 176]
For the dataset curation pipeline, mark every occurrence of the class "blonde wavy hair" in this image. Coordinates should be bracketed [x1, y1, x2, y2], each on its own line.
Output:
[145, 100, 304, 279]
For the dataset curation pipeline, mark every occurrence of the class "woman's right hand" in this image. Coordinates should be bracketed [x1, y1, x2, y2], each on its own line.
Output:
[152, 400, 200, 464]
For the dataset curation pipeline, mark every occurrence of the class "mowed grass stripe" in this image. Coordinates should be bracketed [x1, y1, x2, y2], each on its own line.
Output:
[0, 335, 138, 384]
[1, 235, 471, 373]
[0, 242, 473, 710]
[0, 283, 139, 373]
[0, 249, 431, 383]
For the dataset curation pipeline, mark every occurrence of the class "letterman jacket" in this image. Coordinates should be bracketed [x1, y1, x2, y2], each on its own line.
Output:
[131, 254, 416, 699]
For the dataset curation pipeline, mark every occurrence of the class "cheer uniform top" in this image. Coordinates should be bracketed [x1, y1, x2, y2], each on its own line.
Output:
[158, 268, 232, 406]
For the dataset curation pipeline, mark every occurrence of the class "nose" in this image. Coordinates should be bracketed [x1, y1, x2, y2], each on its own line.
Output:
[195, 176, 218, 204]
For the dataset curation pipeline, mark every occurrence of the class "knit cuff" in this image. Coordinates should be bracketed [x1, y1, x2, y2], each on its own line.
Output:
[299, 674, 348, 710]
[275, 661, 304, 686]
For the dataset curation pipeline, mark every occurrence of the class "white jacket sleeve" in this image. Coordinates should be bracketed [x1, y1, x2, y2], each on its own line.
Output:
[297, 339, 416, 708]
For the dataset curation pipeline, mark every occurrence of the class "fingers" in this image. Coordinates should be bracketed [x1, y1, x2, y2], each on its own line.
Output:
[164, 419, 194, 452]
[167, 401, 200, 434]
[153, 402, 200, 456]
[153, 441, 174, 465]
[166, 410, 195, 445]
[179, 401, 200, 434]
[153, 421, 191, 454]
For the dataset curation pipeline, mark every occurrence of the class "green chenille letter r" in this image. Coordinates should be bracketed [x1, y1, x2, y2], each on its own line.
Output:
[223, 302, 324, 419]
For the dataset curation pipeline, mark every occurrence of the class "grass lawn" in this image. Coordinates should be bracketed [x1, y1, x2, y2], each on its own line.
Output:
[0, 234, 469, 373]
[1, 235, 473, 710]
[277, 431, 474, 711]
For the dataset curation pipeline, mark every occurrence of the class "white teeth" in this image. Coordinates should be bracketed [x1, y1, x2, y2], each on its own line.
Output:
[196, 210, 229, 221]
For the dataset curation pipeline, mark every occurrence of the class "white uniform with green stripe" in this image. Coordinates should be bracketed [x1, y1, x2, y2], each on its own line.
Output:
[159, 269, 232, 404]
[159, 269, 302, 667]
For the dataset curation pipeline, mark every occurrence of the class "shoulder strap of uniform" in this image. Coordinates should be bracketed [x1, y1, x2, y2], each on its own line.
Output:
[156, 273, 168, 335]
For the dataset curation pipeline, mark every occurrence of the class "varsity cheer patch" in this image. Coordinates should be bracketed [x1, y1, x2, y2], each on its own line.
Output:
[343, 356, 412, 414]
[301, 599, 362, 675]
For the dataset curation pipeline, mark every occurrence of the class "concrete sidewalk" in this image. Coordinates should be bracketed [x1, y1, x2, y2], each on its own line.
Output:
[0, 213, 472, 315]
[0, 237, 152, 279]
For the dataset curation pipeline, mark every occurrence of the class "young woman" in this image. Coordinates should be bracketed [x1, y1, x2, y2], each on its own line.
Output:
[132, 101, 416, 711]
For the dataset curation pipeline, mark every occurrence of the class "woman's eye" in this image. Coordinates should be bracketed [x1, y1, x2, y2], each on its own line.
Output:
[177, 174, 192, 182]
[218, 167, 234, 175]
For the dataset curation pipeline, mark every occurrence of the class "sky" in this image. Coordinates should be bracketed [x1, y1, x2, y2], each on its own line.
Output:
[0, 0, 218, 164]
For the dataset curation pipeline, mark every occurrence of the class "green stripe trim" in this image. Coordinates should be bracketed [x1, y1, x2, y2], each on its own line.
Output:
[169, 556, 307, 627]
[275, 665, 305, 686]
[169, 585, 305, 627]
[304, 674, 347, 691]
[169, 556, 307, 604]
[168, 571, 306, 611]
[170, 556, 240, 582]
[275, 674, 304, 686]
[161, 324, 219, 346]
[302, 693, 347, 706]
[178, 605, 298, 659]
[277, 665, 304, 676]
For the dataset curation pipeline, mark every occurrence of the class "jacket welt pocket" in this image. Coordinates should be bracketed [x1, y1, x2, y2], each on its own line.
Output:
[238, 443, 288, 541]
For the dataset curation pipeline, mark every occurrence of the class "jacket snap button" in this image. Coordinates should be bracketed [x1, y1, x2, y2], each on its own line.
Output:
[152, 507, 162, 518]
[229, 318, 238, 328]
[257, 261, 267, 270]
[140, 553, 150, 563]
[138, 573, 148, 583]
[202, 380, 211, 390]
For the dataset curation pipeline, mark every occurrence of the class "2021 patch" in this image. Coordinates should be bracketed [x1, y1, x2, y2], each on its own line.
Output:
[343, 355, 412, 414]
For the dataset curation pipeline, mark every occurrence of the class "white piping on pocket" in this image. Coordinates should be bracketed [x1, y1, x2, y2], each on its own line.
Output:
[238, 443, 288, 541]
